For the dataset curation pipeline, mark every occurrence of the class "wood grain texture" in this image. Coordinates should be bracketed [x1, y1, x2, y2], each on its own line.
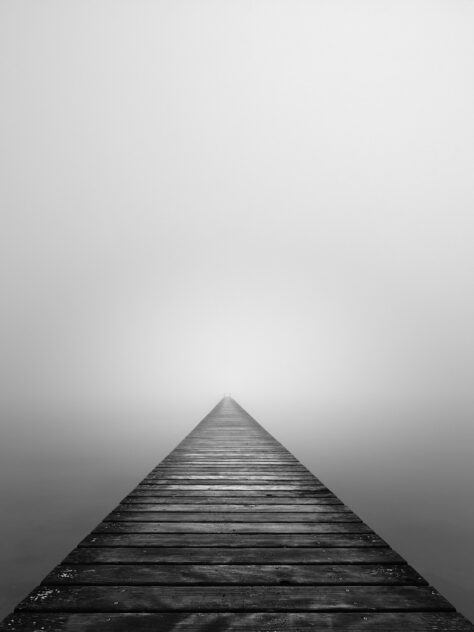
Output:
[130, 489, 336, 497]
[133, 485, 333, 492]
[1, 396, 472, 631]
[120, 498, 345, 506]
[4, 612, 474, 632]
[66, 547, 404, 564]
[78, 533, 388, 548]
[43, 563, 425, 585]
[105, 511, 358, 522]
[118, 502, 348, 510]
[94, 521, 371, 534]
[17, 585, 452, 612]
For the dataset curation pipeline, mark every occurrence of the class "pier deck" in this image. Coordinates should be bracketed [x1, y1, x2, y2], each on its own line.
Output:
[1, 397, 473, 630]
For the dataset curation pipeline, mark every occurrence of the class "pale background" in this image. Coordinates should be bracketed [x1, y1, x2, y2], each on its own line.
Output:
[1, 0, 474, 621]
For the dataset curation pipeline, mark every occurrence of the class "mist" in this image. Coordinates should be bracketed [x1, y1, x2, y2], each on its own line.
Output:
[1, 0, 474, 621]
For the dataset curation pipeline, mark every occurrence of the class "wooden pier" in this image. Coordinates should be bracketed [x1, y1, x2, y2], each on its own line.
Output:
[1, 397, 473, 630]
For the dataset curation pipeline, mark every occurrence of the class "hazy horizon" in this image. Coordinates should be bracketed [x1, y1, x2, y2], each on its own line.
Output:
[1, 0, 474, 622]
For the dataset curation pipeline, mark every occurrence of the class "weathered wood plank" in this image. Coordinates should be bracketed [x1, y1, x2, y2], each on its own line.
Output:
[105, 511, 359, 522]
[18, 585, 452, 612]
[165, 452, 293, 456]
[153, 462, 309, 466]
[157, 467, 310, 471]
[118, 503, 348, 511]
[130, 489, 335, 497]
[162, 456, 299, 459]
[94, 522, 371, 534]
[159, 461, 300, 465]
[152, 466, 310, 471]
[142, 481, 321, 487]
[43, 563, 424, 585]
[121, 498, 344, 506]
[166, 457, 301, 461]
[159, 450, 294, 453]
[144, 476, 319, 481]
[65, 547, 404, 564]
[136, 486, 328, 493]
[150, 472, 311, 477]
[137, 483, 325, 489]
[3, 612, 472, 632]
[79, 533, 387, 548]
[152, 473, 319, 477]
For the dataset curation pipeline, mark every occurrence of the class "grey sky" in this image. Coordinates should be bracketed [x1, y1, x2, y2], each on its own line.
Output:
[1, 0, 474, 621]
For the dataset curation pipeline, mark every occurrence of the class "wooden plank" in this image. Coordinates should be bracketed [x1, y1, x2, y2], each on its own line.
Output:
[118, 503, 348, 511]
[151, 465, 311, 469]
[136, 484, 328, 490]
[43, 563, 424, 585]
[152, 466, 310, 471]
[139, 474, 319, 479]
[163, 458, 299, 463]
[145, 476, 319, 481]
[3, 612, 473, 631]
[166, 451, 293, 456]
[162, 455, 299, 458]
[130, 489, 335, 497]
[105, 511, 359, 522]
[94, 522, 370, 534]
[141, 478, 323, 483]
[165, 450, 295, 452]
[151, 472, 316, 476]
[79, 533, 387, 548]
[121, 497, 344, 505]
[150, 473, 315, 477]
[160, 449, 293, 452]
[164, 457, 298, 461]
[66, 547, 403, 564]
[18, 585, 452, 612]
[159, 461, 300, 465]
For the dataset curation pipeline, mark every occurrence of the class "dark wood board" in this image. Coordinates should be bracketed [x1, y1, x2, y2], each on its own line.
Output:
[78, 533, 387, 548]
[18, 585, 452, 612]
[66, 547, 404, 564]
[43, 563, 424, 585]
[105, 511, 359, 522]
[3, 612, 473, 632]
[118, 503, 348, 511]
[121, 498, 345, 506]
[130, 489, 336, 497]
[94, 521, 371, 534]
